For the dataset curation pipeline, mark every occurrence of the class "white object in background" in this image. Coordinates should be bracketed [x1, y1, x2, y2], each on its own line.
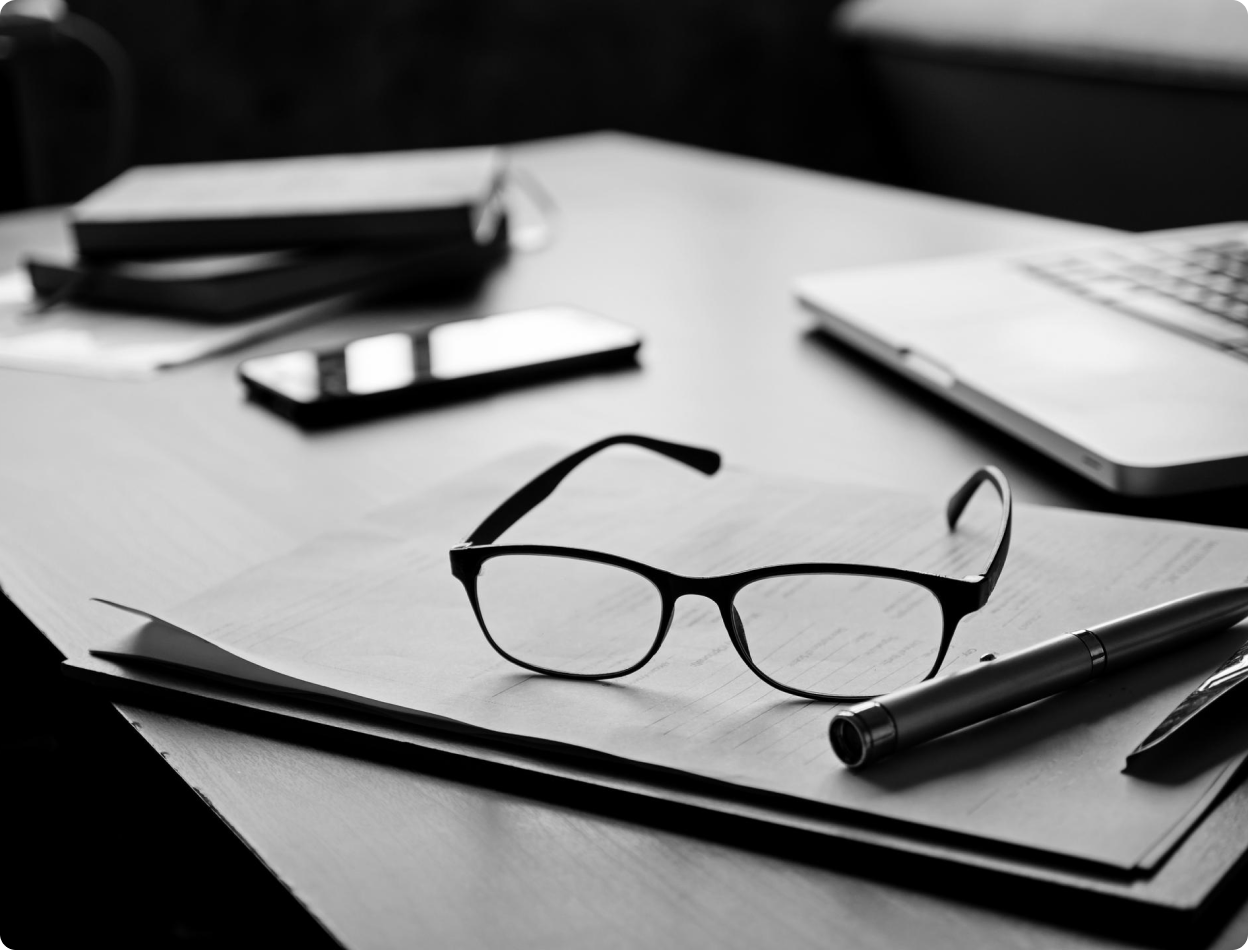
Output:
[0, 269, 351, 379]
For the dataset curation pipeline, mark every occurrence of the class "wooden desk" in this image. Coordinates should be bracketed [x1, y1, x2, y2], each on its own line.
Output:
[3, 133, 1246, 949]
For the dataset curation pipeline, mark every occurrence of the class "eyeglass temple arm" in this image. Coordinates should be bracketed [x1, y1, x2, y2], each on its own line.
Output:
[945, 465, 1013, 606]
[463, 434, 722, 546]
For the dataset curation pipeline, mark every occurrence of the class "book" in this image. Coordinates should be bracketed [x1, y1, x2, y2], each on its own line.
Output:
[86, 446, 1248, 876]
[71, 146, 506, 260]
[25, 226, 509, 320]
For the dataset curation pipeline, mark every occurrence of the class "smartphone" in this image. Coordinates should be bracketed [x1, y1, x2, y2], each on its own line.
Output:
[237, 305, 642, 427]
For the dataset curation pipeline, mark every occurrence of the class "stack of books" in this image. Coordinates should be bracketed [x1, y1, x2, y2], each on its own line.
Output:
[26, 146, 510, 320]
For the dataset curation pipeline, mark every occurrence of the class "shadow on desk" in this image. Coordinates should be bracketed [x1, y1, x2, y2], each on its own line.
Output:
[0, 593, 342, 950]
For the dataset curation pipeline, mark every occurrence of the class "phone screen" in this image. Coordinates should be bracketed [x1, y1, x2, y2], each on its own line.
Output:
[240, 306, 640, 404]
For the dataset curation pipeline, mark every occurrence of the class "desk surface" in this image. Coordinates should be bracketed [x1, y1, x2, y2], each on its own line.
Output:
[3, 132, 1246, 950]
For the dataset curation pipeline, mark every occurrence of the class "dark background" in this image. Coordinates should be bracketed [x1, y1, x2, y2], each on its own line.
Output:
[3, 0, 885, 209]
[8, 1, 1248, 229]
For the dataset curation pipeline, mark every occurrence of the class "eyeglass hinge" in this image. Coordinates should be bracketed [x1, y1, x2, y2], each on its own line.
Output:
[451, 542, 473, 551]
[961, 573, 985, 583]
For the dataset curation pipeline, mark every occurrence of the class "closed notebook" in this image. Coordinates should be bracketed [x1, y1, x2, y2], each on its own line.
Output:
[25, 228, 509, 321]
[72, 146, 506, 260]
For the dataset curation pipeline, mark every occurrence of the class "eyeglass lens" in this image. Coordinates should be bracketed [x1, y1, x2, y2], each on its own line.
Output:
[733, 574, 944, 696]
[476, 554, 663, 676]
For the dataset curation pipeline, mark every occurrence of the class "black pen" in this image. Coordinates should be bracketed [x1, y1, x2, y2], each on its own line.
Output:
[829, 587, 1248, 769]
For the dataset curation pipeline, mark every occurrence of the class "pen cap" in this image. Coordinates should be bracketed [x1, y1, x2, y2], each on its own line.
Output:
[829, 702, 897, 768]
[1092, 587, 1248, 670]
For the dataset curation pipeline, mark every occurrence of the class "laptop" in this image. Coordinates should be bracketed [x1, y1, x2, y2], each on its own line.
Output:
[795, 223, 1248, 496]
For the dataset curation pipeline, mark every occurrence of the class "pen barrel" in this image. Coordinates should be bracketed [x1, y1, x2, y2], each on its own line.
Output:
[874, 634, 1095, 756]
[1092, 587, 1248, 670]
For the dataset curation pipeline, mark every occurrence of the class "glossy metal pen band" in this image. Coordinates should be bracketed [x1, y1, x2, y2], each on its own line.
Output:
[1072, 629, 1107, 674]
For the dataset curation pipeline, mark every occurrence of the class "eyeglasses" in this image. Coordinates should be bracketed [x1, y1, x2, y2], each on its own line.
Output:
[449, 435, 1012, 702]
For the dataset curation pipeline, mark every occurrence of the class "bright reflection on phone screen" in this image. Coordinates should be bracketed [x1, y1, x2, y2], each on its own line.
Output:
[241, 307, 639, 402]
[428, 308, 636, 379]
[344, 333, 417, 394]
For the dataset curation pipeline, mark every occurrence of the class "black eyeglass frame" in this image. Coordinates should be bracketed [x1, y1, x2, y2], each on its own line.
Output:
[449, 434, 1012, 702]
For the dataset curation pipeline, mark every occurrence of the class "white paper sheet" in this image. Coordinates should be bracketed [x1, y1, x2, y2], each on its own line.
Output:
[0, 269, 348, 378]
[96, 447, 1248, 871]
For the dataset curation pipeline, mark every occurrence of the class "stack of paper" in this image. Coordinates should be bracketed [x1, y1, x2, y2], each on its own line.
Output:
[94, 448, 1248, 872]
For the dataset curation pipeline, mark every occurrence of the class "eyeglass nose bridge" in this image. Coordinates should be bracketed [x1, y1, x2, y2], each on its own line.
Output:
[654, 572, 754, 657]
[657, 571, 741, 605]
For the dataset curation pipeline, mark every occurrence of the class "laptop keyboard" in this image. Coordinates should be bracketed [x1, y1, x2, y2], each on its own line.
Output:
[1022, 231, 1248, 359]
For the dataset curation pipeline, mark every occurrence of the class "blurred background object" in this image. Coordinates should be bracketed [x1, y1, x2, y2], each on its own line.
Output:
[0, 0, 134, 209]
[3, 0, 884, 210]
[837, 0, 1248, 230]
[7, 1, 1248, 227]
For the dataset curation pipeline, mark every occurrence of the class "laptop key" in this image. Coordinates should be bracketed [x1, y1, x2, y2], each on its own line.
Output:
[1104, 288, 1248, 345]
[1220, 301, 1248, 324]
[1025, 232, 1248, 348]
